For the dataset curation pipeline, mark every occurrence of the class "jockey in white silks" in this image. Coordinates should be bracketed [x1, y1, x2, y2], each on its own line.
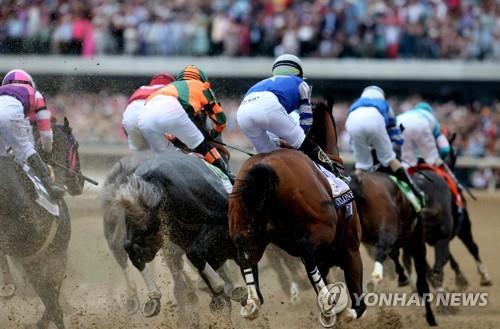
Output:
[345, 86, 426, 205]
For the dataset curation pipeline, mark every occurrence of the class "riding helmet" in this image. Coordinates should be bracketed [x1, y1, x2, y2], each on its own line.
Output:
[149, 73, 176, 86]
[2, 69, 36, 89]
[272, 54, 303, 78]
[177, 65, 208, 83]
[361, 85, 385, 100]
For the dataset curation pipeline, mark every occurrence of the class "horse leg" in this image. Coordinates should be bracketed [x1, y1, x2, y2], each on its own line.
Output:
[457, 209, 492, 286]
[366, 236, 394, 292]
[162, 241, 199, 328]
[428, 239, 450, 290]
[389, 249, 409, 287]
[409, 222, 437, 326]
[23, 257, 66, 329]
[340, 248, 367, 323]
[449, 252, 469, 289]
[139, 265, 162, 317]
[0, 254, 16, 299]
[185, 225, 232, 324]
[300, 242, 348, 328]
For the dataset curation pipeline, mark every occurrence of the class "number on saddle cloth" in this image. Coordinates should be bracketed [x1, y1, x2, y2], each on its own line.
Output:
[389, 175, 422, 213]
[21, 163, 60, 216]
[314, 163, 354, 214]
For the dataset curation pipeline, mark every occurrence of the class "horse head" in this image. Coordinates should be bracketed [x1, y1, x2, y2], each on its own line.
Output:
[308, 101, 340, 159]
[114, 174, 163, 271]
[50, 117, 84, 195]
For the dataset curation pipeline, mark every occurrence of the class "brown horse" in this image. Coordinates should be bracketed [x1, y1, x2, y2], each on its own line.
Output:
[229, 103, 366, 328]
[340, 132, 437, 323]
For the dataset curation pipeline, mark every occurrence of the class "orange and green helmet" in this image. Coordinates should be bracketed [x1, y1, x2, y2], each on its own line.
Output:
[177, 65, 208, 83]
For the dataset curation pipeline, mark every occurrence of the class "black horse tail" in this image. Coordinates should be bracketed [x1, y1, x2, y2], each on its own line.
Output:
[237, 164, 279, 213]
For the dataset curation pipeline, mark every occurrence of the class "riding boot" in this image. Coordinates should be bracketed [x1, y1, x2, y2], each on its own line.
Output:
[27, 153, 65, 199]
[299, 137, 338, 175]
[393, 167, 426, 207]
[195, 141, 235, 184]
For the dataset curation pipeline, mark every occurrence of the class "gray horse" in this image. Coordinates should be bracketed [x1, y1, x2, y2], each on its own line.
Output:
[0, 120, 84, 329]
[101, 150, 199, 319]
[113, 150, 242, 325]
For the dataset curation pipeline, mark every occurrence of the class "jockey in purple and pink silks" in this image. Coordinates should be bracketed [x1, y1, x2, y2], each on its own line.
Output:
[0, 69, 64, 199]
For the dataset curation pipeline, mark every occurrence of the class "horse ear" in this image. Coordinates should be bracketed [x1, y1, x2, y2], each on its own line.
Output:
[63, 117, 70, 132]
[449, 132, 457, 145]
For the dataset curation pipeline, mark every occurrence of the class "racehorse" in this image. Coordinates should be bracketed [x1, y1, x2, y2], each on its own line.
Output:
[101, 150, 199, 319]
[0, 117, 84, 329]
[113, 150, 243, 325]
[312, 103, 438, 325]
[229, 102, 366, 328]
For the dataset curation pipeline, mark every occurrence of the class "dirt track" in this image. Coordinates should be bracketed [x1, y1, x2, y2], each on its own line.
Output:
[0, 188, 499, 329]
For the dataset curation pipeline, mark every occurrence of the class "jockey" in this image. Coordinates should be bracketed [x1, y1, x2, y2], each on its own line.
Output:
[236, 54, 338, 174]
[346, 86, 426, 205]
[397, 102, 451, 167]
[0, 69, 64, 199]
[122, 73, 176, 151]
[139, 65, 233, 180]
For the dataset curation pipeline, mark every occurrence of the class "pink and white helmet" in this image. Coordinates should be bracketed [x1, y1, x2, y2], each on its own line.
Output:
[2, 69, 36, 89]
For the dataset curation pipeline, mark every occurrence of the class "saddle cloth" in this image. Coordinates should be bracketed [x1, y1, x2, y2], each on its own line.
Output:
[21, 163, 60, 216]
[314, 163, 354, 211]
[389, 175, 422, 213]
[202, 161, 233, 194]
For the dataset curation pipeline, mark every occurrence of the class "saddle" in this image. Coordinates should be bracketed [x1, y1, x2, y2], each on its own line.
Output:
[408, 163, 463, 208]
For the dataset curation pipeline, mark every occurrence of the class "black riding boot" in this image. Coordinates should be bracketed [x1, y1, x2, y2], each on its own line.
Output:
[393, 167, 426, 206]
[299, 137, 338, 175]
[195, 141, 235, 184]
[27, 153, 65, 199]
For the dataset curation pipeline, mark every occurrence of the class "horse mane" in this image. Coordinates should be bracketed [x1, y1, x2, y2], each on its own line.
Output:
[114, 174, 162, 227]
[310, 102, 338, 148]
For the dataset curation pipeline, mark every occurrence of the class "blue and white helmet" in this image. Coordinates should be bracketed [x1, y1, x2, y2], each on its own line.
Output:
[361, 85, 385, 100]
[272, 54, 303, 78]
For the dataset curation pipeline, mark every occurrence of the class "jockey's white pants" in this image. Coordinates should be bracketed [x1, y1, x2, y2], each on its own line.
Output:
[0, 95, 36, 162]
[398, 113, 440, 166]
[138, 95, 204, 152]
[237, 91, 305, 153]
[122, 99, 150, 151]
[346, 106, 396, 170]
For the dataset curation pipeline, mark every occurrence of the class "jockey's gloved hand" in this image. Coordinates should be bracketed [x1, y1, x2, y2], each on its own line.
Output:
[208, 128, 220, 139]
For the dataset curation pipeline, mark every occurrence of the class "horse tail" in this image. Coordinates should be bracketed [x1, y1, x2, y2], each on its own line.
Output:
[114, 174, 162, 227]
[236, 164, 279, 213]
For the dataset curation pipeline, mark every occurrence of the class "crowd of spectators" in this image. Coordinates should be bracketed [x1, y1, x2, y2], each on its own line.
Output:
[1, 0, 499, 59]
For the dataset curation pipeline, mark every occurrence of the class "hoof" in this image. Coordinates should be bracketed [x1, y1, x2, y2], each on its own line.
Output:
[319, 311, 336, 328]
[240, 299, 260, 320]
[143, 297, 161, 317]
[290, 282, 300, 305]
[0, 283, 16, 299]
[455, 273, 469, 289]
[209, 294, 231, 314]
[228, 286, 247, 303]
[340, 308, 357, 322]
[480, 277, 493, 287]
[318, 283, 349, 316]
[365, 278, 379, 293]
[126, 294, 140, 315]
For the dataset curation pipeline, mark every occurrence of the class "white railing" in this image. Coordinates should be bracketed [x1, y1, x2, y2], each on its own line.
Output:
[1, 55, 499, 81]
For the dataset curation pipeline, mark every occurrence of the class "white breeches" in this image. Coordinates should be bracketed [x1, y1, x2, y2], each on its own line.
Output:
[138, 95, 204, 152]
[346, 106, 396, 170]
[0, 96, 36, 162]
[236, 91, 305, 153]
[398, 115, 440, 166]
[122, 100, 150, 151]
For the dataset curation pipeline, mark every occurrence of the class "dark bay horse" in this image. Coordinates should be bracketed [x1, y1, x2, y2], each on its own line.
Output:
[229, 103, 366, 328]
[312, 104, 437, 325]
[0, 118, 84, 329]
[113, 150, 242, 325]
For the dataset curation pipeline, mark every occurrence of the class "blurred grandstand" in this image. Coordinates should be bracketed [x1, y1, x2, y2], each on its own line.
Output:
[0, 0, 498, 189]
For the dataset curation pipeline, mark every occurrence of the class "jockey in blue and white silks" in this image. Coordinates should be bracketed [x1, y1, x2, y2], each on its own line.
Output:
[397, 102, 451, 167]
[346, 86, 426, 204]
[237, 54, 337, 174]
